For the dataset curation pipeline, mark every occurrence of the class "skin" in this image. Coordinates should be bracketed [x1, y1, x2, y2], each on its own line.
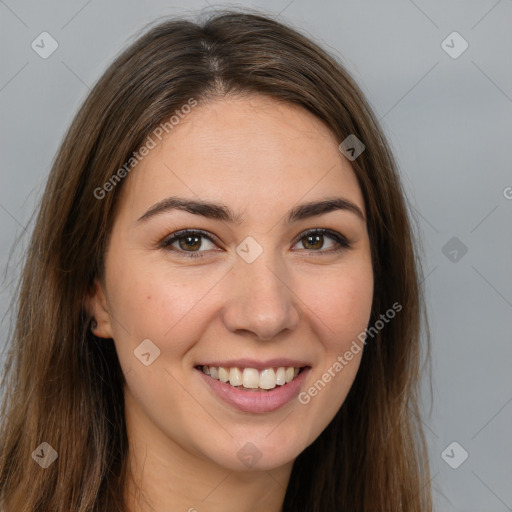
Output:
[87, 94, 374, 512]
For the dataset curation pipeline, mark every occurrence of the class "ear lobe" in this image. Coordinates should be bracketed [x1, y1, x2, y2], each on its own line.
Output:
[84, 278, 114, 339]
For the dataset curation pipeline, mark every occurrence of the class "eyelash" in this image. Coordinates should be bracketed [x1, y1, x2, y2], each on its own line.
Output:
[159, 228, 351, 259]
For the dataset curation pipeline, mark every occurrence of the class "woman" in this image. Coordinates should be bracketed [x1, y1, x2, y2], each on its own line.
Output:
[0, 9, 432, 511]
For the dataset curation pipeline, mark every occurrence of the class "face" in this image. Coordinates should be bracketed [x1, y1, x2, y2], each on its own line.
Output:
[89, 94, 373, 472]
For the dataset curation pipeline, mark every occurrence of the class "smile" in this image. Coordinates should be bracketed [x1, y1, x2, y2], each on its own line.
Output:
[196, 362, 311, 413]
[199, 365, 304, 391]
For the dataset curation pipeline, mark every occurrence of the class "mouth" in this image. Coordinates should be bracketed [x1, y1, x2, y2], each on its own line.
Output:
[196, 364, 307, 392]
[195, 360, 311, 413]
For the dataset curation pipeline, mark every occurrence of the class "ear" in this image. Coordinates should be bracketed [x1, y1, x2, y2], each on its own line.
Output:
[84, 278, 114, 339]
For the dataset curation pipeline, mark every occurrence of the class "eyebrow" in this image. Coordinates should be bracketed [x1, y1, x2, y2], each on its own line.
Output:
[137, 196, 365, 224]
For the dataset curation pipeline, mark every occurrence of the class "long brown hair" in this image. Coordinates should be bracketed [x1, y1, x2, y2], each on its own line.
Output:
[0, 9, 432, 511]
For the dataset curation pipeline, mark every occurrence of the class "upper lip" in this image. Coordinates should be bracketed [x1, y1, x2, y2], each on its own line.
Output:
[196, 358, 310, 371]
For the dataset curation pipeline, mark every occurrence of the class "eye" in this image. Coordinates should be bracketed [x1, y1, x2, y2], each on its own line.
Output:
[291, 228, 351, 254]
[160, 228, 351, 259]
[160, 229, 219, 259]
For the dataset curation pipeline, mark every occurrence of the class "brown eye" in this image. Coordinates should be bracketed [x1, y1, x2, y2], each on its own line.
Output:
[293, 229, 350, 253]
[301, 233, 326, 250]
[177, 235, 202, 251]
[160, 229, 218, 258]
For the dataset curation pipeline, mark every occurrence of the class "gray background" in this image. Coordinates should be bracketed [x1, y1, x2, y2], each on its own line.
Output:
[1, 1, 511, 510]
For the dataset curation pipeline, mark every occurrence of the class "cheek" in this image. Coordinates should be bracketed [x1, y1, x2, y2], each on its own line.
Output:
[301, 261, 374, 350]
[105, 254, 228, 360]
[292, 272, 372, 444]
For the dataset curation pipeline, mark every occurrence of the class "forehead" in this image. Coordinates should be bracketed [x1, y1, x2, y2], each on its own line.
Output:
[117, 95, 365, 221]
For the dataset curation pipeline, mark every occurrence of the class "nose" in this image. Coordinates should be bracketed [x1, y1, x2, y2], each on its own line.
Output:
[221, 250, 300, 341]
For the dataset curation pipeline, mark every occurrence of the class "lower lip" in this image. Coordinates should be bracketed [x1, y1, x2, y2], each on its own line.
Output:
[197, 367, 310, 413]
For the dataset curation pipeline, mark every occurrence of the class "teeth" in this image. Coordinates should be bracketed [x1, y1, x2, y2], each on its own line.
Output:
[275, 367, 286, 385]
[242, 368, 259, 389]
[229, 367, 243, 387]
[259, 369, 276, 390]
[201, 365, 303, 390]
[218, 367, 229, 383]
